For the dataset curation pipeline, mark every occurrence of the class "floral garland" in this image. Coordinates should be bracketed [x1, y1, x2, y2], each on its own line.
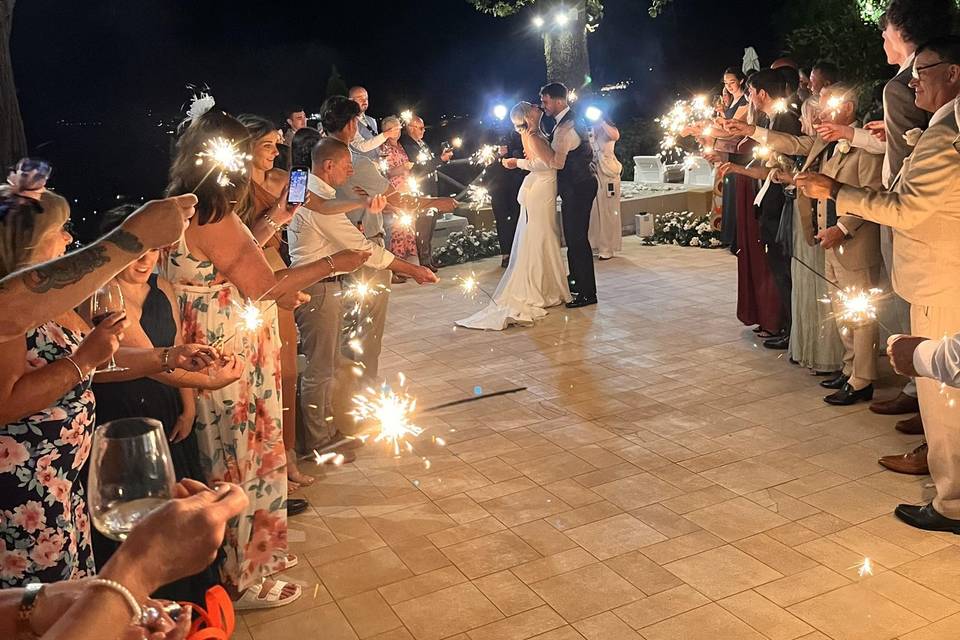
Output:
[642, 210, 722, 248]
[431, 224, 501, 267]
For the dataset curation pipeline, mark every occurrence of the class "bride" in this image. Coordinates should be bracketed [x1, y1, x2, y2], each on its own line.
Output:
[456, 102, 571, 330]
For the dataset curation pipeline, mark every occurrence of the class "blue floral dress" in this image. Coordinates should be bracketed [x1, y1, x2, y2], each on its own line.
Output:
[0, 321, 96, 587]
[160, 237, 287, 592]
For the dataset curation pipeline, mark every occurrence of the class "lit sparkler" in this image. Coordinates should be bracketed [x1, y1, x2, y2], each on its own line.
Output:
[194, 136, 251, 189]
[396, 212, 415, 228]
[772, 98, 789, 114]
[399, 110, 414, 125]
[472, 145, 499, 166]
[378, 158, 390, 174]
[835, 287, 883, 327]
[451, 136, 463, 149]
[351, 373, 422, 455]
[455, 272, 494, 301]
[467, 185, 490, 209]
[825, 95, 844, 119]
[404, 176, 422, 196]
[236, 299, 264, 333]
[340, 279, 387, 315]
[416, 150, 430, 164]
[753, 145, 772, 160]
[656, 97, 716, 159]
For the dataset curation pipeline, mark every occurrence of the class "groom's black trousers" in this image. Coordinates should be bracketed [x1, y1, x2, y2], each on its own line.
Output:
[560, 177, 599, 299]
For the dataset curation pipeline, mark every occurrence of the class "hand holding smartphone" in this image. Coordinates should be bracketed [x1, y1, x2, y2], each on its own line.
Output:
[287, 167, 309, 206]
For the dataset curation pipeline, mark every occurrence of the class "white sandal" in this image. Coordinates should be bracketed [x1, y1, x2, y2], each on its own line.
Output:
[266, 553, 299, 576]
[233, 579, 302, 610]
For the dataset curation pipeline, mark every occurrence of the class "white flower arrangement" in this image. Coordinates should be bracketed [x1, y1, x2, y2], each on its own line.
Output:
[903, 128, 923, 147]
[642, 210, 722, 248]
[432, 225, 501, 266]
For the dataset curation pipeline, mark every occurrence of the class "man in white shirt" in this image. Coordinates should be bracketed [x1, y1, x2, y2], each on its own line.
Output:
[288, 138, 437, 461]
[889, 334, 960, 390]
[796, 36, 960, 534]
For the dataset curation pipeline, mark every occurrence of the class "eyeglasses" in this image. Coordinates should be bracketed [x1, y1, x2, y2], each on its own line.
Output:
[912, 60, 951, 80]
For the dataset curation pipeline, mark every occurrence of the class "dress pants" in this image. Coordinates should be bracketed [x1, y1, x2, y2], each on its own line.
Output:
[340, 263, 392, 382]
[911, 304, 960, 518]
[560, 177, 599, 298]
[760, 211, 792, 332]
[293, 280, 342, 455]
[824, 251, 880, 389]
[416, 210, 437, 266]
[881, 225, 918, 396]
[491, 183, 521, 256]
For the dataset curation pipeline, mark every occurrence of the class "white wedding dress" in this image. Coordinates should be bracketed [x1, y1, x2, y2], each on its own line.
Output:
[456, 156, 571, 330]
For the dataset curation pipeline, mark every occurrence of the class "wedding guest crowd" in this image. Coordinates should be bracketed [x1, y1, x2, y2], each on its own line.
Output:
[704, 0, 960, 534]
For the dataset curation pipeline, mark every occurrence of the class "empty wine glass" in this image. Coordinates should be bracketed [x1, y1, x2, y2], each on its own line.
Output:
[87, 418, 175, 541]
[90, 281, 128, 373]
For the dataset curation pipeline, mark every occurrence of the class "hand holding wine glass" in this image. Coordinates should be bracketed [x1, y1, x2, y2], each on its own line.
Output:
[74, 312, 128, 374]
[90, 282, 129, 373]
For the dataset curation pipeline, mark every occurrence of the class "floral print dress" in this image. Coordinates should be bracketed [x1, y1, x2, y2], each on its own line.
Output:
[160, 238, 287, 592]
[382, 142, 419, 259]
[0, 322, 96, 587]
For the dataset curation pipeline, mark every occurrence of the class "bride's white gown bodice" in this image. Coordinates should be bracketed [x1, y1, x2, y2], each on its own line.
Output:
[456, 156, 571, 330]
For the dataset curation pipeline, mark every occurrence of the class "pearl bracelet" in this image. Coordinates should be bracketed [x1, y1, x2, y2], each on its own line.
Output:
[84, 578, 143, 624]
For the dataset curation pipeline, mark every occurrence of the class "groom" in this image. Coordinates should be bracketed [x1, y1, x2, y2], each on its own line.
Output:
[540, 82, 599, 308]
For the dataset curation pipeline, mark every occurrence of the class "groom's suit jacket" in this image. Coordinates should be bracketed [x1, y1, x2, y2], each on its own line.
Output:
[836, 104, 960, 307]
[760, 126, 883, 271]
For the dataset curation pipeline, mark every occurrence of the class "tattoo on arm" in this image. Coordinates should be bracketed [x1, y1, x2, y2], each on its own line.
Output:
[21, 246, 111, 293]
[105, 229, 145, 254]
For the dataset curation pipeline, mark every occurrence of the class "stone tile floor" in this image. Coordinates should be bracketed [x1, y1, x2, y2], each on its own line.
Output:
[238, 238, 959, 640]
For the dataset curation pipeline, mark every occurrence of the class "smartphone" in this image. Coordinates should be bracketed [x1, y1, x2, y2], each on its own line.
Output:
[287, 167, 309, 205]
[607, 182, 616, 196]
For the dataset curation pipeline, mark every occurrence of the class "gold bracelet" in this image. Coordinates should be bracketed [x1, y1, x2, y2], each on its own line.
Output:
[64, 356, 86, 384]
[265, 214, 284, 233]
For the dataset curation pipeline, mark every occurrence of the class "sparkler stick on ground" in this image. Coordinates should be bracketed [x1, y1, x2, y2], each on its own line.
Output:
[193, 136, 251, 191]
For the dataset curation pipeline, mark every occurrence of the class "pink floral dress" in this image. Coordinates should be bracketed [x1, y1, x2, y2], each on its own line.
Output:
[0, 322, 96, 587]
[382, 142, 419, 259]
[160, 238, 287, 592]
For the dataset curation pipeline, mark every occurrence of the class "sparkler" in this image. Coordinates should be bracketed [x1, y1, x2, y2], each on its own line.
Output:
[466, 185, 491, 209]
[416, 150, 431, 164]
[656, 97, 716, 159]
[340, 279, 388, 316]
[451, 136, 463, 149]
[772, 98, 789, 114]
[835, 287, 883, 327]
[455, 272, 494, 301]
[351, 373, 422, 456]
[825, 95, 844, 119]
[404, 176, 423, 196]
[194, 136, 251, 190]
[849, 557, 874, 577]
[399, 110, 414, 125]
[378, 158, 390, 174]
[472, 145, 499, 167]
[237, 299, 264, 333]
[395, 212, 415, 228]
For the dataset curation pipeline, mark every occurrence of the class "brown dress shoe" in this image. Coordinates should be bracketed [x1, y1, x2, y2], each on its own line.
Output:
[878, 443, 929, 475]
[895, 414, 924, 435]
[870, 392, 920, 415]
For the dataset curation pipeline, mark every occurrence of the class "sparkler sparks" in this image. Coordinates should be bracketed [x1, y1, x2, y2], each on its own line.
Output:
[404, 176, 422, 196]
[472, 144, 499, 166]
[236, 299, 264, 333]
[399, 110, 414, 125]
[856, 557, 874, 577]
[340, 279, 388, 315]
[396, 212, 415, 228]
[416, 150, 430, 164]
[351, 374, 422, 456]
[835, 287, 883, 327]
[655, 97, 716, 159]
[467, 185, 491, 209]
[825, 95, 844, 118]
[772, 98, 789, 114]
[451, 136, 463, 149]
[195, 136, 251, 188]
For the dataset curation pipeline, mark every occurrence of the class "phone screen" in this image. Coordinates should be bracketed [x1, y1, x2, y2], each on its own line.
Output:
[288, 168, 309, 205]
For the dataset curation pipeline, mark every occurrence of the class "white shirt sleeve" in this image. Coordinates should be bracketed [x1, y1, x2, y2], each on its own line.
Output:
[548, 125, 579, 171]
[516, 159, 530, 171]
[913, 335, 960, 388]
[359, 235, 396, 270]
[353, 132, 387, 153]
[836, 221, 849, 235]
[751, 127, 769, 144]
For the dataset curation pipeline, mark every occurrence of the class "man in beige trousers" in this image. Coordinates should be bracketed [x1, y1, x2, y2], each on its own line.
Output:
[797, 37, 960, 533]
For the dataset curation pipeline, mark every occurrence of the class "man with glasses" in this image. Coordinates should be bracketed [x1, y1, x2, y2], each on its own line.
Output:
[401, 116, 455, 270]
[796, 35, 960, 534]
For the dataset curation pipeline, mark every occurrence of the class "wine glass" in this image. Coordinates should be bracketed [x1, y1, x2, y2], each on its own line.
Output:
[90, 281, 128, 373]
[87, 418, 176, 541]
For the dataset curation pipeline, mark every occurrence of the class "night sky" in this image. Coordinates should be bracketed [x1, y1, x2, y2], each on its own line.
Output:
[11, 0, 784, 219]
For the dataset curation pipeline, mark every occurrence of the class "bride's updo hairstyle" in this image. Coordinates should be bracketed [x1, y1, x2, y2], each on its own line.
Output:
[510, 102, 537, 133]
[166, 109, 251, 226]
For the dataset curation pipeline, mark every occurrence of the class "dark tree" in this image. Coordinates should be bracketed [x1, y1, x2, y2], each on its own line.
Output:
[469, 0, 602, 89]
[1, 0, 27, 167]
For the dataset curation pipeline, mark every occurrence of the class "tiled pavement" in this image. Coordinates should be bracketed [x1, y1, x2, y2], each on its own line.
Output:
[238, 238, 959, 640]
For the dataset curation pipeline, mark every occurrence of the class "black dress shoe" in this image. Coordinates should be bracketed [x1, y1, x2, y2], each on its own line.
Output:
[763, 335, 789, 350]
[895, 502, 960, 534]
[566, 295, 598, 309]
[820, 373, 849, 390]
[286, 498, 310, 517]
[824, 383, 874, 406]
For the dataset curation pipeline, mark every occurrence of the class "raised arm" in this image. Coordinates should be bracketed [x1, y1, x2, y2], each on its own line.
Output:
[0, 195, 197, 340]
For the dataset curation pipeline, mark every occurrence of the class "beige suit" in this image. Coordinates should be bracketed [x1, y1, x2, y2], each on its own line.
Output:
[837, 111, 960, 518]
[765, 129, 884, 386]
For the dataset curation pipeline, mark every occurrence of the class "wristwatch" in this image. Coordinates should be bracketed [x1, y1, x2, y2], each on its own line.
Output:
[17, 582, 45, 639]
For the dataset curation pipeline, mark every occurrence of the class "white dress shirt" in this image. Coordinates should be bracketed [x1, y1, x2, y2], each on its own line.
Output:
[546, 108, 581, 171]
[287, 173, 395, 270]
[914, 334, 960, 388]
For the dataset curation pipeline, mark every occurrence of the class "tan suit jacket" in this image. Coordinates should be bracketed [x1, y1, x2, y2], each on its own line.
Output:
[764, 129, 883, 271]
[837, 116, 960, 308]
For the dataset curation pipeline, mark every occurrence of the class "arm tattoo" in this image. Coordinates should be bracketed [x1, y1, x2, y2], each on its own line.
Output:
[105, 228, 145, 254]
[21, 245, 110, 293]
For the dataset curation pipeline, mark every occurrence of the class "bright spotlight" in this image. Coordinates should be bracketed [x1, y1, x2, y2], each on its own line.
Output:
[555, 12, 569, 26]
[532, 15, 545, 28]
[585, 106, 602, 122]
[493, 104, 508, 120]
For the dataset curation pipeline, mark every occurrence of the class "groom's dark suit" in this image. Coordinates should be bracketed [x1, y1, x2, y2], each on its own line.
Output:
[547, 108, 598, 300]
